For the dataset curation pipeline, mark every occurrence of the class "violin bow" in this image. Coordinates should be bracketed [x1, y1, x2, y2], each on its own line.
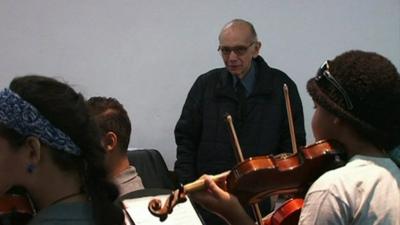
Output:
[225, 114, 264, 225]
[283, 84, 298, 154]
[225, 114, 245, 162]
[148, 171, 229, 221]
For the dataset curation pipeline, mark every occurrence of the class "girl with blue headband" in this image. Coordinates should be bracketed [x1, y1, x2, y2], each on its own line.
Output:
[0, 75, 124, 225]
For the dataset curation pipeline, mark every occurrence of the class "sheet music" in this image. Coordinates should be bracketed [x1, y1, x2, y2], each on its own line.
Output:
[122, 194, 203, 225]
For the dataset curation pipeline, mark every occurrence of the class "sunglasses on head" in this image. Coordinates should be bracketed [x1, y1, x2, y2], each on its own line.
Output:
[315, 61, 354, 110]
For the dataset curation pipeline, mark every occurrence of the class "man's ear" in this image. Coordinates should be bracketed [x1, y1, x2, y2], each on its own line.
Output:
[253, 41, 262, 58]
[24, 136, 42, 165]
[101, 131, 118, 153]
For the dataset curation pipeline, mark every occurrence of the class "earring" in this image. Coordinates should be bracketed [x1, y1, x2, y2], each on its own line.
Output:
[27, 164, 36, 173]
[333, 118, 339, 125]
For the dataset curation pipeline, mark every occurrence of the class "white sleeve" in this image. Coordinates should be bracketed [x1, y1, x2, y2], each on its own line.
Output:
[298, 190, 350, 225]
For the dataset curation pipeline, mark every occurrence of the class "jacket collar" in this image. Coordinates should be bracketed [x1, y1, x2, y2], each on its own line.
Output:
[215, 56, 274, 99]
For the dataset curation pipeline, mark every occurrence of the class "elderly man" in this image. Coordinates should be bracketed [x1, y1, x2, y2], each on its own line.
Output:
[174, 18, 306, 224]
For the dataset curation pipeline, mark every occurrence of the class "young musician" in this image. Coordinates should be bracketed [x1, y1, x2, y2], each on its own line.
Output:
[190, 50, 400, 225]
[0, 75, 124, 225]
[87, 96, 144, 197]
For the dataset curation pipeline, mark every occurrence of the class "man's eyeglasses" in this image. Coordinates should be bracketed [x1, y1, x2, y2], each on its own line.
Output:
[315, 61, 354, 110]
[218, 42, 255, 56]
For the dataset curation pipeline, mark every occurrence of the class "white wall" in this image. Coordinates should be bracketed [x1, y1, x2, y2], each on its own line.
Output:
[1, 0, 399, 169]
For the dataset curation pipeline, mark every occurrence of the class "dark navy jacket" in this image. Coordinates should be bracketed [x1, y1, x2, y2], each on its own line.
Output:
[174, 56, 306, 184]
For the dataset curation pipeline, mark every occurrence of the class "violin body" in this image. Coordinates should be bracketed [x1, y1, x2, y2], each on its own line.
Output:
[226, 139, 346, 204]
[263, 198, 304, 225]
[226, 153, 302, 204]
[0, 193, 34, 225]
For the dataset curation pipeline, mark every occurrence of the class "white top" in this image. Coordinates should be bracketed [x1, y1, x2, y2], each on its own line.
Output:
[298, 155, 400, 225]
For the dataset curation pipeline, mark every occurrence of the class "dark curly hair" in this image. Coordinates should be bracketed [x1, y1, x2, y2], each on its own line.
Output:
[307, 50, 400, 150]
[2, 75, 124, 225]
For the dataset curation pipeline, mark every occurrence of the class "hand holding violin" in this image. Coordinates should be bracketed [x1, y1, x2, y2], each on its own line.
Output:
[190, 175, 255, 225]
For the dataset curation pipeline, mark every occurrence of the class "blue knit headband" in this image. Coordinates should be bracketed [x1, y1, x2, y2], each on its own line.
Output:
[0, 88, 80, 155]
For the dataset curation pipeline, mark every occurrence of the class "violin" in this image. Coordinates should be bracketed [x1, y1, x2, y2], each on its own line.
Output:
[259, 84, 346, 225]
[226, 139, 346, 205]
[147, 139, 345, 222]
[147, 84, 346, 224]
[262, 198, 304, 225]
[227, 139, 345, 225]
[0, 188, 35, 225]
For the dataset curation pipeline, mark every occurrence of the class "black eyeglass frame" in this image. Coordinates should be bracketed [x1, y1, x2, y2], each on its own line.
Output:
[315, 61, 354, 110]
[217, 42, 256, 56]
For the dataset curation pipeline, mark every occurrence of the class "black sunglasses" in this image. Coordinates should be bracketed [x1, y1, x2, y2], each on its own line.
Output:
[218, 42, 255, 56]
[315, 61, 354, 110]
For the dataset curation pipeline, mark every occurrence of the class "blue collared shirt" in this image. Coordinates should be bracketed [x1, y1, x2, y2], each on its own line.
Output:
[232, 61, 256, 97]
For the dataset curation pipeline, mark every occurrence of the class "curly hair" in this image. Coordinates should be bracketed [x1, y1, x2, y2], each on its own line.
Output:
[307, 50, 400, 150]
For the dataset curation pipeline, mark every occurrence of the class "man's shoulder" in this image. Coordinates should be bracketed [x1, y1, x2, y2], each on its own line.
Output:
[191, 67, 226, 87]
[270, 67, 296, 84]
[198, 67, 226, 80]
[259, 65, 298, 88]
[256, 56, 296, 85]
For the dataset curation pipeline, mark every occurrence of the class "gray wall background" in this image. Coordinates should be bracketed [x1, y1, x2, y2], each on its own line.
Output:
[1, 0, 399, 169]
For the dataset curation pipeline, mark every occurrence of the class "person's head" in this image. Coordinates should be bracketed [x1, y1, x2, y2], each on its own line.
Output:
[87, 97, 131, 175]
[87, 97, 131, 153]
[218, 19, 261, 79]
[307, 50, 400, 151]
[0, 75, 123, 225]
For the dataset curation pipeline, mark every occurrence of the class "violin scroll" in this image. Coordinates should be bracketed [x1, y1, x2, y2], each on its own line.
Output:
[148, 185, 187, 221]
[148, 171, 230, 221]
